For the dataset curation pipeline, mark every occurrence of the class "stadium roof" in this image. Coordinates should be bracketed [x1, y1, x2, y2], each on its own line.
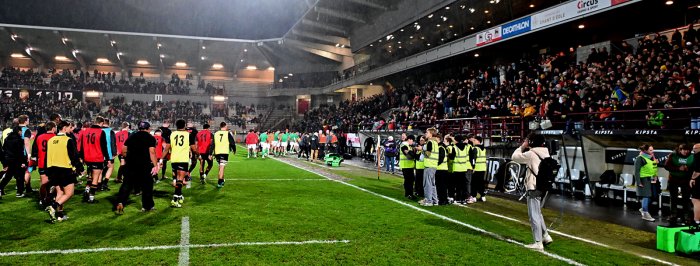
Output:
[0, 0, 310, 40]
[0, 0, 401, 73]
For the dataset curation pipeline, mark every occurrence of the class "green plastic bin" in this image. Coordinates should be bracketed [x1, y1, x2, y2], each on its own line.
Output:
[675, 230, 700, 255]
[324, 153, 343, 167]
[656, 225, 689, 253]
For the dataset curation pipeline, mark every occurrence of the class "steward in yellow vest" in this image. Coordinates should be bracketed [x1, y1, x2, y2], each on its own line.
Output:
[399, 135, 418, 200]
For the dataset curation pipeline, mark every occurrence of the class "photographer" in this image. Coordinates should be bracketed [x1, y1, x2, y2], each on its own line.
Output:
[511, 134, 553, 250]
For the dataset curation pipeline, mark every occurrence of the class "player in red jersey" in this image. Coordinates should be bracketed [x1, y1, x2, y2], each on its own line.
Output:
[196, 124, 214, 184]
[80, 116, 109, 203]
[245, 129, 259, 158]
[153, 129, 165, 182]
[31, 121, 56, 207]
[115, 122, 131, 183]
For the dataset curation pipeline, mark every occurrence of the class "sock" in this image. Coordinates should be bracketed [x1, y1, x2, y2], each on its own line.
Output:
[218, 179, 224, 185]
[90, 185, 97, 195]
[161, 163, 168, 179]
[175, 181, 183, 195]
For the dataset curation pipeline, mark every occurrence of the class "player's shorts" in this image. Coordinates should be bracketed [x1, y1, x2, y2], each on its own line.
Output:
[199, 153, 212, 161]
[172, 163, 188, 172]
[118, 155, 125, 161]
[47, 167, 78, 187]
[215, 154, 229, 165]
[247, 144, 257, 150]
[272, 141, 279, 147]
[86, 162, 104, 171]
[27, 166, 34, 173]
[281, 142, 288, 148]
[38, 168, 47, 175]
[291, 142, 299, 147]
[261, 143, 270, 150]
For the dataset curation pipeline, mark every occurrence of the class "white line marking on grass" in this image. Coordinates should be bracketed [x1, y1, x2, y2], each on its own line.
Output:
[224, 179, 329, 181]
[188, 239, 351, 248]
[0, 240, 350, 257]
[272, 158, 585, 266]
[179, 216, 190, 266]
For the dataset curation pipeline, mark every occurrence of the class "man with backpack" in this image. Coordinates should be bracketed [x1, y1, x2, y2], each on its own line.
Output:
[511, 133, 555, 250]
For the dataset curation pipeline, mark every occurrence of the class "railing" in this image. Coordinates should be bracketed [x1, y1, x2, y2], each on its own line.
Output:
[437, 116, 525, 141]
[430, 107, 700, 139]
[545, 107, 700, 132]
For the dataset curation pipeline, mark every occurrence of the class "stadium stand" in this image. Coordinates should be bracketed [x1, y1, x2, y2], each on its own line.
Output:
[295, 34, 700, 133]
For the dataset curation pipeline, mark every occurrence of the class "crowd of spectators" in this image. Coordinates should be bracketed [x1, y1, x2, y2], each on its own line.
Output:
[101, 97, 211, 126]
[297, 28, 700, 132]
[0, 94, 96, 125]
[1, 68, 198, 95]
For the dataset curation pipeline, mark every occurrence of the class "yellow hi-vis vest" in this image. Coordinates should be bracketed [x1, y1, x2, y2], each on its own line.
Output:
[424, 140, 439, 169]
[399, 143, 415, 169]
[453, 145, 471, 172]
[436, 146, 448, 171]
[474, 146, 487, 172]
[638, 155, 658, 178]
[47, 134, 72, 169]
[214, 130, 231, 155]
[415, 150, 425, 170]
[447, 145, 455, 173]
[170, 131, 191, 163]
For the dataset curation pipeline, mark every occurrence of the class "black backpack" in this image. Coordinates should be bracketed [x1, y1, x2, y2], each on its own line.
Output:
[529, 151, 560, 193]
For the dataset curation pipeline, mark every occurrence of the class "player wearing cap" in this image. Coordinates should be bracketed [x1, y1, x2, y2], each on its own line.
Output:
[160, 119, 197, 208]
[115, 121, 159, 214]
[196, 124, 215, 184]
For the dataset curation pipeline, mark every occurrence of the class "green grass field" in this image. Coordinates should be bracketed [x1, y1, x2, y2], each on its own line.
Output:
[0, 147, 698, 265]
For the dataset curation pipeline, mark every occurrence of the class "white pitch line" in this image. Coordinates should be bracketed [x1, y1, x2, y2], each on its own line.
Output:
[0, 240, 350, 257]
[188, 240, 351, 248]
[179, 217, 190, 266]
[224, 179, 329, 181]
[272, 158, 585, 266]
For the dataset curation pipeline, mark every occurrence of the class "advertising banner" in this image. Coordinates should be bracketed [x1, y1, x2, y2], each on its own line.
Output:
[531, 0, 611, 30]
[476, 27, 502, 46]
[501, 16, 531, 39]
[346, 133, 362, 148]
[0, 88, 81, 101]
